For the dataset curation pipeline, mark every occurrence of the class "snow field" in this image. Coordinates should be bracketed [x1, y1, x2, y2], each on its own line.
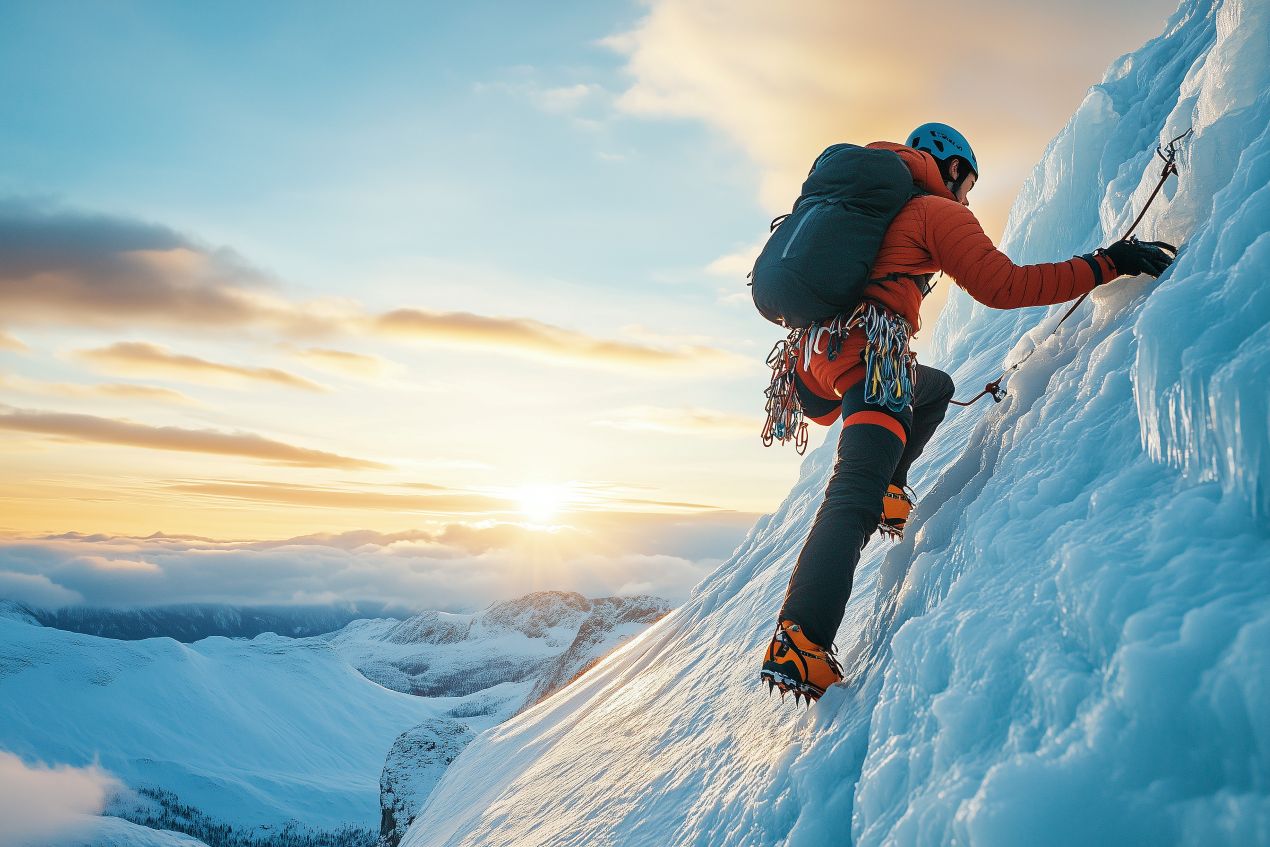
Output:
[0, 621, 441, 831]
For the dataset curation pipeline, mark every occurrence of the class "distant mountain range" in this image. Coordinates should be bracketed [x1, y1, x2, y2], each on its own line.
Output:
[0, 591, 670, 847]
[2, 600, 414, 642]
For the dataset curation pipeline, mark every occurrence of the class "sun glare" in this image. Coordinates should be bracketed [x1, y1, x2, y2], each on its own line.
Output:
[516, 484, 570, 524]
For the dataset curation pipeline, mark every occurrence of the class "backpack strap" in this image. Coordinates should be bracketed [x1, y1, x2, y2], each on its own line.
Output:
[870, 272, 938, 297]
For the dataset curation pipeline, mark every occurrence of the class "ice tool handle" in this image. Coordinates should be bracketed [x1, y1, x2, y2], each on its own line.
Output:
[950, 128, 1192, 408]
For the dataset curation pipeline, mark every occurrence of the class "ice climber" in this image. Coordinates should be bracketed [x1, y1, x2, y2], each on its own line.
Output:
[755, 123, 1176, 704]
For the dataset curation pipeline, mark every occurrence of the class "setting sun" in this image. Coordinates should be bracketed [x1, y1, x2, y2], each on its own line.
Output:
[515, 484, 572, 524]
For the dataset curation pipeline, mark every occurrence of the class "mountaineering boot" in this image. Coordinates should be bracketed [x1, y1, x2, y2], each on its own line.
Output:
[879, 484, 914, 540]
[760, 620, 843, 703]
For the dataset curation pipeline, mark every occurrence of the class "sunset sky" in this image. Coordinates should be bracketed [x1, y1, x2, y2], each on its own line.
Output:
[0, 0, 1177, 611]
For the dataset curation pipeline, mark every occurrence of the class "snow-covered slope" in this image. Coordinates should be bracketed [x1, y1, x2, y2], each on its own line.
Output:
[326, 591, 669, 702]
[44, 815, 211, 847]
[0, 599, 39, 625]
[0, 617, 441, 835]
[20, 601, 404, 642]
[343, 593, 671, 846]
[405, 1, 1270, 844]
[519, 595, 671, 711]
[0, 590, 671, 845]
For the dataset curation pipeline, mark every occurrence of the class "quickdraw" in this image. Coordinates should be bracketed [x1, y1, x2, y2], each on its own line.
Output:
[859, 303, 916, 412]
[762, 302, 916, 452]
[762, 330, 809, 454]
[951, 127, 1193, 407]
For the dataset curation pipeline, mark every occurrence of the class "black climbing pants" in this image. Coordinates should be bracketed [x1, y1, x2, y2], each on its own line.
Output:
[778, 364, 955, 647]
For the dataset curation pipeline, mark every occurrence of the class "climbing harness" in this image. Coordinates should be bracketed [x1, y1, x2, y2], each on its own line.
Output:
[950, 128, 1193, 407]
[762, 302, 916, 452]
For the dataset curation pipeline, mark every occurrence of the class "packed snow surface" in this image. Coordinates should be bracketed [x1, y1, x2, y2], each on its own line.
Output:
[0, 619, 441, 832]
[44, 816, 211, 847]
[407, 0, 1270, 844]
[325, 591, 667, 704]
[0, 590, 669, 842]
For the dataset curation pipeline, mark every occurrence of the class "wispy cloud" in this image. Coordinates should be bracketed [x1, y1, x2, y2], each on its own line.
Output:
[376, 308, 742, 372]
[0, 198, 346, 335]
[706, 238, 764, 278]
[593, 405, 755, 437]
[0, 330, 27, 352]
[0, 406, 385, 470]
[606, 496, 728, 511]
[76, 341, 327, 392]
[167, 480, 509, 514]
[91, 383, 198, 404]
[532, 82, 605, 114]
[0, 374, 199, 406]
[280, 346, 394, 379]
[474, 71, 610, 119]
[0, 752, 119, 847]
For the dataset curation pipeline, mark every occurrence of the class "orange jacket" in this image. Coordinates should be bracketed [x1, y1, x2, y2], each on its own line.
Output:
[857, 141, 1117, 332]
[797, 141, 1118, 409]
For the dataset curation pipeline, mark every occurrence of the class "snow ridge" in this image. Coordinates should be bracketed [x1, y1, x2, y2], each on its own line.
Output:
[327, 591, 669, 700]
[405, 1, 1270, 844]
[22, 601, 403, 642]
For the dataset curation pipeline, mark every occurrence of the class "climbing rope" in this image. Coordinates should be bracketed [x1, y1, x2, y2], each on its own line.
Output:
[950, 127, 1193, 407]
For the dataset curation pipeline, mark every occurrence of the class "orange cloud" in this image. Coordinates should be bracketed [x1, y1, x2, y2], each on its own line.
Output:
[166, 480, 511, 514]
[0, 201, 746, 373]
[0, 374, 198, 405]
[0, 330, 27, 352]
[0, 406, 384, 469]
[593, 405, 755, 437]
[76, 342, 327, 392]
[93, 383, 198, 404]
[376, 308, 743, 372]
[282, 346, 391, 378]
[0, 200, 350, 335]
[606, 0, 1176, 238]
[705, 238, 765, 278]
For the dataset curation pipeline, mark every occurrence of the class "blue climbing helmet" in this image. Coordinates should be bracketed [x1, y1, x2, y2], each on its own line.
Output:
[907, 122, 979, 177]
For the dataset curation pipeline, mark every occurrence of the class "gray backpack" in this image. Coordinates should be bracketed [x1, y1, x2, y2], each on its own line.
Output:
[751, 144, 918, 328]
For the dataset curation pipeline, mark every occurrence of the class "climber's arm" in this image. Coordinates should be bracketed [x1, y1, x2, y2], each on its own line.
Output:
[925, 201, 1117, 309]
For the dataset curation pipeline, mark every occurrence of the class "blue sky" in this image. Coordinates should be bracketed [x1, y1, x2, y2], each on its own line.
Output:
[0, 1, 759, 301]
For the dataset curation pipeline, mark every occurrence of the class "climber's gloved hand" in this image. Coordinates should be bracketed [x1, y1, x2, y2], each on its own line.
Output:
[1101, 236, 1178, 278]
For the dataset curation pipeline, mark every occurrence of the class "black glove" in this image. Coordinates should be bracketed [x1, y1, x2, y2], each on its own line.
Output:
[1101, 236, 1177, 278]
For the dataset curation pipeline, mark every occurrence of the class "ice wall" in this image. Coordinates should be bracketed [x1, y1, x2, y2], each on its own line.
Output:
[406, 1, 1270, 844]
